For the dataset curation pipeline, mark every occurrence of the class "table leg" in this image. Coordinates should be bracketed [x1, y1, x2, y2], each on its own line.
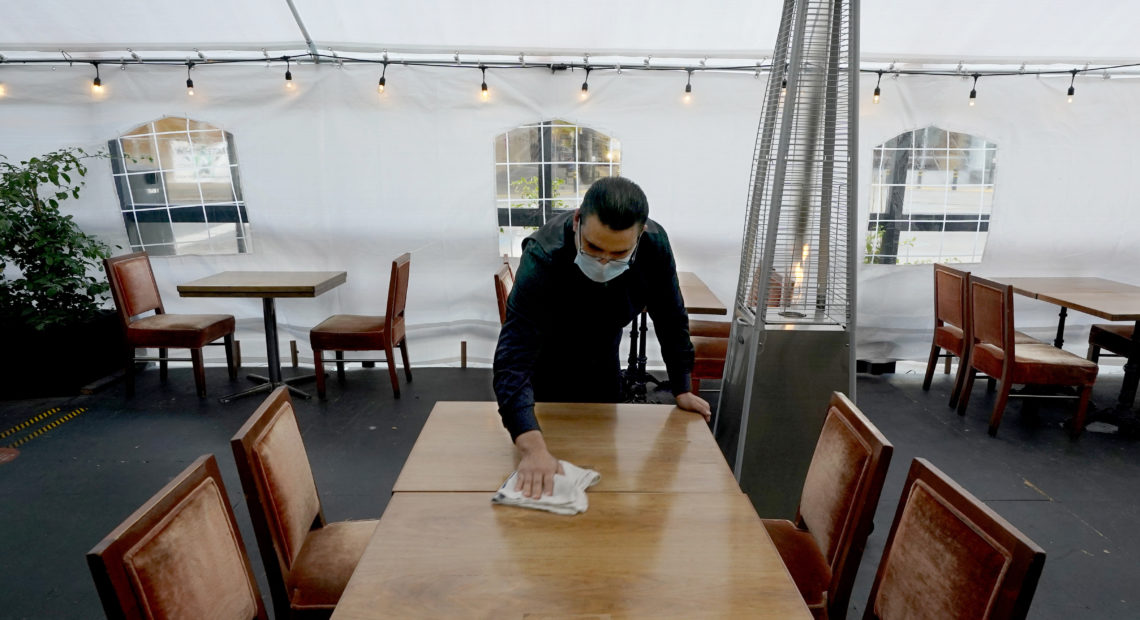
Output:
[263, 298, 282, 385]
[218, 298, 315, 403]
[1053, 306, 1068, 349]
[626, 315, 640, 379]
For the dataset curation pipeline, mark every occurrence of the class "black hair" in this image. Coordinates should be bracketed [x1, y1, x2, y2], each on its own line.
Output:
[579, 177, 649, 230]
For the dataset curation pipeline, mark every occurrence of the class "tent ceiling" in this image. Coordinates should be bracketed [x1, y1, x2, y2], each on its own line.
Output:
[2, 0, 1137, 64]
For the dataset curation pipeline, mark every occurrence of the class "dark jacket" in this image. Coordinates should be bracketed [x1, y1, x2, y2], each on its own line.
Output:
[493, 211, 694, 440]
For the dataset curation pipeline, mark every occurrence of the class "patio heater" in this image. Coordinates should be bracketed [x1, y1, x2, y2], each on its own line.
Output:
[713, 0, 858, 518]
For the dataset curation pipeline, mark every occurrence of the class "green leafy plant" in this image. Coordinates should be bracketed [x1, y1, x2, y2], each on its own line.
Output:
[0, 147, 113, 330]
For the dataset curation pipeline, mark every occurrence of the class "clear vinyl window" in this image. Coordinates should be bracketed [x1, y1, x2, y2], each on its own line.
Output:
[866, 127, 995, 264]
[109, 117, 251, 256]
[495, 119, 621, 257]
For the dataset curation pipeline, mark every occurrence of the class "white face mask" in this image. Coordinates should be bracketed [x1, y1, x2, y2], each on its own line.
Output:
[574, 227, 636, 283]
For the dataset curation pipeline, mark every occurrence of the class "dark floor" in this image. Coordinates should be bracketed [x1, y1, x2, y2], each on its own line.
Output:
[0, 364, 1137, 619]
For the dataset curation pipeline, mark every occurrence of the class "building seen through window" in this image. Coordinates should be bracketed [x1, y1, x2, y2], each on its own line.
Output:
[109, 117, 250, 256]
[495, 120, 620, 257]
[867, 127, 996, 264]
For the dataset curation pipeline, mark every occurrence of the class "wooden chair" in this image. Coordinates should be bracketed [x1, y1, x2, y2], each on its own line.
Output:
[922, 264, 1037, 408]
[494, 261, 514, 325]
[763, 392, 893, 619]
[957, 276, 1098, 437]
[310, 253, 411, 399]
[231, 387, 378, 619]
[1087, 323, 1134, 362]
[690, 318, 730, 394]
[104, 251, 237, 398]
[87, 455, 268, 620]
[863, 458, 1046, 620]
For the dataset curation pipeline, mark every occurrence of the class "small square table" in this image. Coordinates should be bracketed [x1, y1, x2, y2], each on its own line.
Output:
[178, 270, 346, 402]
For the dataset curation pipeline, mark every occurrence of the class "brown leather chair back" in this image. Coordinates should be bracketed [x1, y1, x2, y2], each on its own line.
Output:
[230, 387, 325, 617]
[969, 275, 1014, 353]
[385, 253, 412, 343]
[797, 391, 893, 617]
[87, 455, 267, 620]
[933, 263, 968, 331]
[494, 262, 514, 324]
[864, 458, 1045, 620]
[105, 251, 165, 327]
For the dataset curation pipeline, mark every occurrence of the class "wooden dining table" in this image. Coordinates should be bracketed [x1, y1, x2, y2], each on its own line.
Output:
[991, 276, 1140, 407]
[333, 401, 810, 619]
[178, 270, 346, 402]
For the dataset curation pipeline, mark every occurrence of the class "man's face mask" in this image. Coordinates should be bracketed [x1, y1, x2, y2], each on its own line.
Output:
[575, 225, 638, 283]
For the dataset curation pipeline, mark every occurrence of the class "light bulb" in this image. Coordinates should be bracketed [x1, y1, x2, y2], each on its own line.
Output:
[481, 81, 489, 100]
[378, 76, 386, 94]
[92, 78, 103, 94]
[581, 82, 589, 99]
[1067, 85, 1075, 103]
[186, 78, 195, 96]
[968, 89, 976, 106]
[285, 69, 294, 89]
[0, 83, 7, 97]
[873, 86, 880, 104]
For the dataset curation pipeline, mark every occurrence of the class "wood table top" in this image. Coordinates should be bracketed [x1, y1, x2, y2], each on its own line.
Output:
[990, 277, 1140, 321]
[332, 491, 811, 620]
[678, 271, 727, 315]
[393, 401, 740, 494]
[177, 270, 347, 298]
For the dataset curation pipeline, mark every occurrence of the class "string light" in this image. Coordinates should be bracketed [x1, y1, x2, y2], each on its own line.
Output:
[284, 58, 293, 89]
[0, 82, 6, 98]
[873, 70, 882, 104]
[1067, 69, 1076, 103]
[378, 61, 387, 94]
[968, 73, 978, 106]
[580, 66, 590, 99]
[91, 62, 103, 94]
[480, 65, 489, 100]
[185, 62, 194, 96]
[683, 69, 692, 103]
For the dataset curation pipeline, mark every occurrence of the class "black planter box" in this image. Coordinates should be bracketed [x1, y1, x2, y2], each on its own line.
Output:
[3, 309, 124, 399]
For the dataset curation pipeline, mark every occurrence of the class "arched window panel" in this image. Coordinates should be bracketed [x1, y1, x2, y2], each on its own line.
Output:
[866, 127, 995, 265]
[494, 119, 621, 257]
[108, 117, 251, 256]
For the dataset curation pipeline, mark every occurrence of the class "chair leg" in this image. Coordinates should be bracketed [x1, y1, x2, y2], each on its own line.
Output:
[987, 379, 1013, 437]
[1070, 385, 1093, 439]
[957, 368, 977, 416]
[944, 355, 952, 374]
[159, 348, 168, 382]
[949, 359, 970, 409]
[224, 334, 237, 380]
[399, 339, 412, 382]
[1087, 343, 1100, 363]
[314, 350, 327, 399]
[986, 376, 997, 392]
[190, 348, 206, 398]
[125, 346, 136, 397]
[335, 351, 346, 382]
[922, 345, 940, 390]
[384, 343, 401, 398]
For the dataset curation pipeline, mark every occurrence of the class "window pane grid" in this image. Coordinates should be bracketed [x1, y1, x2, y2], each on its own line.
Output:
[109, 117, 251, 256]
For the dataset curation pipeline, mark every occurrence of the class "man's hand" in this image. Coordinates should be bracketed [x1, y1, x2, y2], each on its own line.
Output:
[514, 430, 564, 499]
[675, 391, 712, 422]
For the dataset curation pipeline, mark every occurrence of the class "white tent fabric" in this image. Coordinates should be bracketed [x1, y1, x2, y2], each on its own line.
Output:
[3, 1, 1139, 62]
[3, 2, 1140, 369]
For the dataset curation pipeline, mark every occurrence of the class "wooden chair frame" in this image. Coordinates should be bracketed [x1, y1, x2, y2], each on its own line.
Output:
[86, 455, 268, 620]
[863, 458, 1045, 620]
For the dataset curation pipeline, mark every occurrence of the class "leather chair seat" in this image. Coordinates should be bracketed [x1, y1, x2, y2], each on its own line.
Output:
[287, 520, 378, 611]
[972, 342, 1099, 386]
[127, 314, 236, 349]
[936, 325, 1038, 354]
[762, 519, 830, 616]
[311, 314, 404, 351]
[1089, 324, 1133, 356]
[692, 335, 728, 388]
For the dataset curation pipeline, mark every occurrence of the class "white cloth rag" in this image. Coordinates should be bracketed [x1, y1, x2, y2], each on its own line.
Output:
[491, 460, 601, 515]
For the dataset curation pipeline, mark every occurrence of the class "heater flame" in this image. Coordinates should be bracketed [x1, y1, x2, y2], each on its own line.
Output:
[791, 243, 810, 305]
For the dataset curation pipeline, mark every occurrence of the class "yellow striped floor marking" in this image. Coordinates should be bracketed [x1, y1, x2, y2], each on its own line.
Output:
[6, 408, 88, 449]
[0, 407, 62, 440]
